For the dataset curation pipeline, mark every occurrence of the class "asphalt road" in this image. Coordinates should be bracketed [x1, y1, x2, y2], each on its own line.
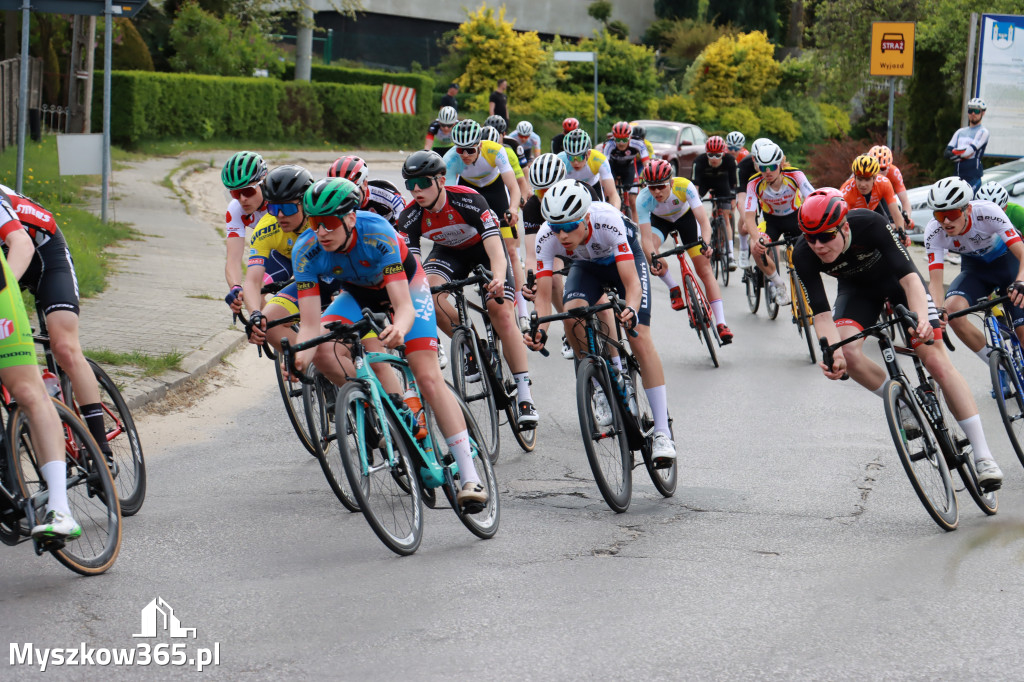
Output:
[2, 160, 1023, 680]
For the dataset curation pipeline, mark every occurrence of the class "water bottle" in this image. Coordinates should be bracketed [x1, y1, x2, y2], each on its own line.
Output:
[41, 369, 61, 399]
[622, 373, 638, 418]
[403, 388, 427, 440]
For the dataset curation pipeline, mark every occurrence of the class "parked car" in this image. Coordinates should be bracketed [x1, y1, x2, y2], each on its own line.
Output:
[908, 157, 1024, 241]
[630, 119, 707, 179]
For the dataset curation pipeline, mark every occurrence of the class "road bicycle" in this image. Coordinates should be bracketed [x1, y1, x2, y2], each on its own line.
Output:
[530, 294, 676, 513]
[651, 239, 722, 368]
[35, 303, 146, 516]
[432, 265, 537, 463]
[760, 234, 817, 364]
[947, 294, 1024, 471]
[708, 195, 734, 287]
[614, 177, 639, 223]
[0, 393, 121, 575]
[281, 310, 499, 556]
[821, 304, 996, 531]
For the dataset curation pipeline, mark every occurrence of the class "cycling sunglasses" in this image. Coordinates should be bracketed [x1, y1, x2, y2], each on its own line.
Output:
[569, 153, 587, 162]
[804, 229, 839, 244]
[229, 185, 260, 200]
[405, 176, 435, 191]
[707, 153, 723, 159]
[549, 218, 584, 233]
[933, 208, 963, 223]
[968, 108, 983, 114]
[456, 146, 479, 155]
[314, 215, 348, 234]
[646, 182, 670, 190]
[267, 202, 301, 217]
[614, 136, 630, 142]
[757, 163, 780, 172]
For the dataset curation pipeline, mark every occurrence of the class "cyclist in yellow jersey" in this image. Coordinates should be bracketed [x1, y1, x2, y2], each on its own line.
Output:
[556, 129, 620, 211]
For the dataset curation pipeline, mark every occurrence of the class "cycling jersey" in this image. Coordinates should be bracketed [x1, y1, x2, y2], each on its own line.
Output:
[692, 154, 739, 198]
[1006, 202, 1024, 234]
[883, 165, 907, 194]
[514, 132, 541, 156]
[444, 140, 513, 188]
[395, 185, 501, 255]
[924, 200, 1020, 268]
[502, 136, 529, 169]
[550, 132, 566, 155]
[737, 155, 758, 194]
[840, 175, 898, 212]
[425, 119, 454, 152]
[946, 124, 989, 184]
[636, 177, 702, 224]
[601, 138, 649, 171]
[731, 148, 750, 163]
[744, 167, 814, 216]
[0, 247, 35, 370]
[248, 214, 305, 282]
[556, 149, 613, 187]
[363, 179, 407, 225]
[0, 183, 59, 245]
[225, 198, 267, 241]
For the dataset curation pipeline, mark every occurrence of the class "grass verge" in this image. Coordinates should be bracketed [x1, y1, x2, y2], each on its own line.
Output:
[85, 349, 185, 377]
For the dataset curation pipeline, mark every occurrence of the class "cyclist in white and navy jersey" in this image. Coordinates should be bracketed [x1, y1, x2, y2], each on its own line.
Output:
[944, 97, 989, 192]
[424, 106, 459, 155]
[513, 121, 541, 169]
[601, 121, 649, 222]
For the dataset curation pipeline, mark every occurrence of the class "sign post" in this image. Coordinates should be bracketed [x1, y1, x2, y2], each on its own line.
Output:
[870, 22, 915, 150]
[553, 51, 598, 142]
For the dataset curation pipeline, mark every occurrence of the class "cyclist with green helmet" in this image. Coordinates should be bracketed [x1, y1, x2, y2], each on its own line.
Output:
[222, 151, 269, 314]
[291, 178, 488, 508]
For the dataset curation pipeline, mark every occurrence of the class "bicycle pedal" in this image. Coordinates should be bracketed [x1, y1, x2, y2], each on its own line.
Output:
[35, 537, 66, 554]
[459, 500, 486, 515]
[652, 457, 674, 470]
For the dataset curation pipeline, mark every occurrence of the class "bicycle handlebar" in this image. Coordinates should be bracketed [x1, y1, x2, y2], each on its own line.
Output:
[429, 265, 500, 303]
[820, 304, 930, 367]
[650, 240, 707, 264]
[279, 308, 392, 384]
[945, 294, 1011, 321]
[527, 292, 636, 357]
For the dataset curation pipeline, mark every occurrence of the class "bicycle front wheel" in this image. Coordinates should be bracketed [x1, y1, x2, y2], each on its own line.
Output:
[445, 388, 500, 539]
[630, 360, 676, 497]
[576, 358, 631, 512]
[744, 268, 761, 313]
[11, 398, 122, 575]
[683, 273, 719, 368]
[303, 369, 359, 512]
[790, 274, 817, 364]
[883, 380, 958, 531]
[990, 348, 1024, 471]
[930, 379, 996, 516]
[275, 353, 318, 457]
[337, 382, 423, 555]
[85, 359, 146, 516]
[450, 329, 500, 463]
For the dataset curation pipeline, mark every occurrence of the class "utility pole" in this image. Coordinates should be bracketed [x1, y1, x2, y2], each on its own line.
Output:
[67, 14, 96, 133]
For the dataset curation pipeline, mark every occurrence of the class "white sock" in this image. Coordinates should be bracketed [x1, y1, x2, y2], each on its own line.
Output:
[446, 430, 480, 484]
[769, 272, 786, 288]
[739, 233, 749, 251]
[870, 381, 887, 398]
[645, 384, 670, 436]
[660, 272, 679, 289]
[976, 347, 994, 363]
[727, 240, 734, 256]
[710, 298, 726, 326]
[40, 460, 70, 516]
[513, 372, 533, 402]
[515, 294, 528, 319]
[958, 414, 994, 462]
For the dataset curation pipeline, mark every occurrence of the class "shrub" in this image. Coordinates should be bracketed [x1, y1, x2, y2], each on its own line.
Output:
[168, 1, 284, 78]
[568, 31, 659, 121]
[449, 5, 545, 100]
[716, 106, 760, 138]
[805, 137, 868, 189]
[284, 64, 434, 119]
[686, 31, 780, 109]
[522, 89, 610, 120]
[758, 106, 800, 142]
[816, 102, 851, 139]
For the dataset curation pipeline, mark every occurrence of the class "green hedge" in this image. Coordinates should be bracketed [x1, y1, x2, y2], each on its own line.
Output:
[282, 63, 434, 118]
[93, 71, 430, 147]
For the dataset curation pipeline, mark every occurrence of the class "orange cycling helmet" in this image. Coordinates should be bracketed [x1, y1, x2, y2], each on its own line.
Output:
[799, 188, 848, 234]
[868, 145, 893, 172]
[705, 136, 726, 154]
[643, 159, 673, 185]
[611, 121, 632, 139]
[563, 117, 580, 133]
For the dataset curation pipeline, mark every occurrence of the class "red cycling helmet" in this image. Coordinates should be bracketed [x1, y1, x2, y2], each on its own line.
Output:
[563, 117, 580, 134]
[705, 136, 726, 154]
[642, 159, 673, 185]
[798, 188, 848, 234]
[611, 121, 632, 139]
[328, 156, 368, 185]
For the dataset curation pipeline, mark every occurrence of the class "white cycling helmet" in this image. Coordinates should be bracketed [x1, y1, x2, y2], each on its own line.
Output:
[529, 153, 567, 190]
[541, 180, 592, 224]
[516, 121, 534, 137]
[563, 129, 592, 156]
[451, 119, 482, 147]
[726, 131, 745, 149]
[975, 181, 1009, 209]
[753, 140, 784, 167]
[968, 97, 987, 111]
[749, 137, 773, 159]
[437, 106, 458, 126]
[928, 177, 974, 211]
[480, 125, 503, 144]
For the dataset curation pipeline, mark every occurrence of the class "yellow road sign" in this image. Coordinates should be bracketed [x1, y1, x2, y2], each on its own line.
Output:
[871, 22, 915, 76]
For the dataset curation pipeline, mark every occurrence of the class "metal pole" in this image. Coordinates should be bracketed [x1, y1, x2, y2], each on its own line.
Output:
[15, 0, 30, 193]
[295, 7, 313, 81]
[593, 56, 598, 143]
[887, 76, 895, 150]
[102, 0, 112, 223]
[962, 12, 979, 127]
[326, 28, 333, 66]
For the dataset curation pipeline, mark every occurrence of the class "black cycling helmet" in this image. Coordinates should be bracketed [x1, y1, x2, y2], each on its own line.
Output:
[631, 126, 646, 140]
[402, 150, 446, 179]
[262, 165, 313, 203]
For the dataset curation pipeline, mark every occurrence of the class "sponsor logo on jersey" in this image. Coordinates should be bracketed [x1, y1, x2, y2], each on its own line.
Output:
[225, 211, 231, 222]
[537, 260, 544, 270]
[0, 318, 12, 339]
[927, 252, 935, 263]
[383, 263, 405, 276]
[359, 260, 370, 268]
[332, 267, 344, 276]
[617, 243, 629, 254]
[296, 281, 316, 291]
[15, 202, 50, 223]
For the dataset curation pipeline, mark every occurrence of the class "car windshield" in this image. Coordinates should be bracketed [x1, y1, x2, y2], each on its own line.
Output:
[644, 126, 678, 145]
[982, 157, 1024, 183]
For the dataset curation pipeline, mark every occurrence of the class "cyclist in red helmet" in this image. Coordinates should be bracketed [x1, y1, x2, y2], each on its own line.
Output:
[551, 117, 580, 156]
[793, 188, 1004, 491]
[328, 156, 405, 226]
[692, 135, 739, 270]
[602, 121, 649, 223]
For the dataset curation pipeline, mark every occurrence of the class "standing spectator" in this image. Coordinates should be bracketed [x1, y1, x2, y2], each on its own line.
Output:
[945, 97, 989, 192]
[440, 82, 459, 111]
[489, 78, 509, 125]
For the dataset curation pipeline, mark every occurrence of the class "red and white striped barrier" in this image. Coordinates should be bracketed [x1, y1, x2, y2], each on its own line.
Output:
[381, 83, 417, 115]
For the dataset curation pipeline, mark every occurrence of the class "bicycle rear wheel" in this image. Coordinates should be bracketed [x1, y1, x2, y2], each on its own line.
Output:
[576, 358, 631, 512]
[630, 360, 676, 497]
[883, 380, 958, 531]
[683, 273, 719, 368]
[442, 388, 500, 539]
[337, 382, 423, 555]
[85, 359, 146, 516]
[990, 348, 1024, 472]
[11, 399, 122, 575]
[303, 370, 359, 512]
[930, 379, 996, 515]
[450, 329, 500, 463]
[791, 274, 817, 364]
[744, 268, 761, 313]
[275, 353, 318, 457]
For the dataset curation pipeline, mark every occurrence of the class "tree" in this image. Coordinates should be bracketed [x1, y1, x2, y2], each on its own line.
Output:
[566, 30, 660, 121]
[168, 1, 284, 77]
[587, 1, 630, 40]
[449, 4, 545, 100]
[686, 31, 780, 109]
[654, 0, 701, 20]
[707, 0, 780, 41]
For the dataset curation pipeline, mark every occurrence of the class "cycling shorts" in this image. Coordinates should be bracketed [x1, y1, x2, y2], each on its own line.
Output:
[762, 213, 801, 243]
[19, 229, 80, 316]
[609, 164, 639, 195]
[563, 250, 652, 327]
[321, 263, 438, 354]
[652, 211, 702, 259]
[833, 275, 943, 347]
[460, 176, 516, 239]
[0, 250, 37, 369]
[423, 242, 516, 303]
[947, 252, 1024, 329]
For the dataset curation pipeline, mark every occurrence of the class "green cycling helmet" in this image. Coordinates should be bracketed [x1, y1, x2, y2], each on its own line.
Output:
[303, 177, 361, 217]
[221, 151, 267, 190]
